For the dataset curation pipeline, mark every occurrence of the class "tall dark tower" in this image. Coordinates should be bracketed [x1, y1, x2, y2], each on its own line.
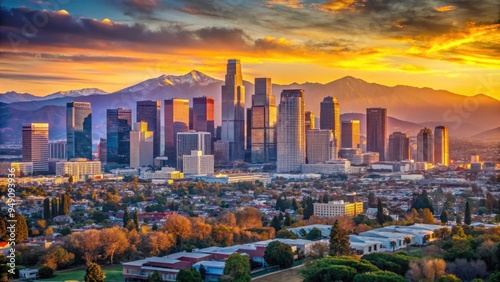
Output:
[221, 59, 246, 162]
[250, 78, 277, 163]
[193, 96, 215, 149]
[137, 100, 161, 157]
[417, 127, 434, 163]
[434, 126, 449, 166]
[66, 102, 92, 160]
[366, 108, 387, 161]
[388, 132, 410, 161]
[106, 108, 132, 164]
[164, 98, 190, 167]
[320, 97, 340, 156]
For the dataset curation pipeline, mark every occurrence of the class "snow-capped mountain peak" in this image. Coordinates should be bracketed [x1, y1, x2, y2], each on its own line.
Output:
[165, 70, 221, 86]
[119, 70, 221, 93]
[49, 88, 108, 97]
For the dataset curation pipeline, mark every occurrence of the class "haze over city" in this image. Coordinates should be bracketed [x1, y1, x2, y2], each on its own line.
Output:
[0, 0, 499, 99]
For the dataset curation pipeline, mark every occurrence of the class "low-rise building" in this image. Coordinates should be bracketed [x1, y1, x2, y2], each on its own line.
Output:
[313, 200, 363, 217]
[56, 158, 101, 181]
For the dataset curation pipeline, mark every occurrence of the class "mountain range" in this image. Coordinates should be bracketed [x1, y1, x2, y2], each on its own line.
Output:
[1, 70, 499, 144]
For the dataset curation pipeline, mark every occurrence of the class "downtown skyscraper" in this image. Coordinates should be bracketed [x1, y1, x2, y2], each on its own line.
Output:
[106, 108, 132, 165]
[320, 97, 340, 156]
[388, 132, 410, 161]
[192, 97, 215, 139]
[136, 100, 161, 158]
[366, 108, 388, 161]
[221, 59, 245, 162]
[22, 123, 49, 172]
[341, 120, 360, 149]
[305, 111, 315, 130]
[66, 102, 92, 160]
[277, 89, 306, 173]
[417, 127, 434, 163]
[434, 126, 449, 165]
[177, 131, 212, 170]
[249, 78, 277, 163]
[164, 98, 189, 167]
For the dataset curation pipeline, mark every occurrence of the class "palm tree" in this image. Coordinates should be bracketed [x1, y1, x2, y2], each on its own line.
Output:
[390, 241, 397, 253]
[404, 236, 412, 253]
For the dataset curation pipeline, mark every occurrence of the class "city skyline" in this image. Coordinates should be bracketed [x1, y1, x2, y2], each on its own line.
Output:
[0, 1, 498, 99]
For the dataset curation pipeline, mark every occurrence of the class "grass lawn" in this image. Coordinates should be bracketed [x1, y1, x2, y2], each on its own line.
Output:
[252, 265, 304, 282]
[36, 265, 123, 282]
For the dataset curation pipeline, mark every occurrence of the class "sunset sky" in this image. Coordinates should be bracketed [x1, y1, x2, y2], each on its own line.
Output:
[0, 0, 499, 99]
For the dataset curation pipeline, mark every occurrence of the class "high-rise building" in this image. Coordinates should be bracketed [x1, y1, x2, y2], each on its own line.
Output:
[246, 107, 252, 162]
[176, 131, 211, 170]
[22, 123, 49, 173]
[192, 97, 215, 140]
[214, 140, 230, 166]
[136, 100, 161, 157]
[221, 59, 246, 162]
[366, 108, 387, 161]
[66, 102, 92, 160]
[98, 137, 107, 163]
[250, 78, 277, 163]
[306, 129, 335, 164]
[277, 89, 306, 173]
[182, 150, 214, 175]
[388, 132, 410, 161]
[130, 122, 154, 168]
[320, 97, 341, 151]
[434, 126, 449, 166]
[49, 141, 66, 159]
[417, 127, 434, 163]
[106, 108, 132, 165]
[305, 111, 315, 130]
[164, 98, 189, 167]
[341, 120, 360, 149]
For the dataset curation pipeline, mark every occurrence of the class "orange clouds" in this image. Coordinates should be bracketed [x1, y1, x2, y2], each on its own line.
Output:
[435, 5, 455, 12]
[314, 0, 358, 12]
[265, 0, 304, 9]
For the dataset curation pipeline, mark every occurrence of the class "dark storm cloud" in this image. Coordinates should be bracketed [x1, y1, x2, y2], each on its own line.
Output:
[0, 7, 251, 51]
[0, 51, 151, 63]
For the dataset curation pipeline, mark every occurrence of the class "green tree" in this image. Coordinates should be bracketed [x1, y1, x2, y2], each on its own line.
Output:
[411, 190, 434, 214]
[51, 198, 59, 219]
[38, 266, 54, 279]
[353, 271, 406, 282]
[13, 212, 28, 243]
[440, 210, 448, 224]
[361, 253, 412, 276]
[284, 212, 292, 226]
[464, 201, 472, 225]
[438, 274, 462, 282]
[291, 198, 299, 211]
[59, 193, 70, 215]
[306, 227, 323, 241]
[270, 215, 282, 232]
[222, 253, 251, 282]
[276, 229, 298, 239]
[301, 264, 357, 282]
[199, 264, 207, 281]
[376, 198, 392, 225]
[148, 270, 162, 282]
[84, 263, 105, 282]
[0, 218, 6, 240]
[133, 210, 140, 231]
[176, 268, 202, 282]
[456, 214, 462, 225]
[329, 219, 351, 256]
[123, 208, 131, 228]
[263, 241, 294, 268]
[44, 198, 51, 220]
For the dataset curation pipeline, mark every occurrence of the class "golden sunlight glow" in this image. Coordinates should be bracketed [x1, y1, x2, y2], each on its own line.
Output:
[435, 6, 455, 12]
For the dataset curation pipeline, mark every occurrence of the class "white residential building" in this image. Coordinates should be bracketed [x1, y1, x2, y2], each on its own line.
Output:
[313, 200, 363, 217]
[130, 121, 154, 168]
[182, 150, 214, 175]
[55, 158, 101, 181]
